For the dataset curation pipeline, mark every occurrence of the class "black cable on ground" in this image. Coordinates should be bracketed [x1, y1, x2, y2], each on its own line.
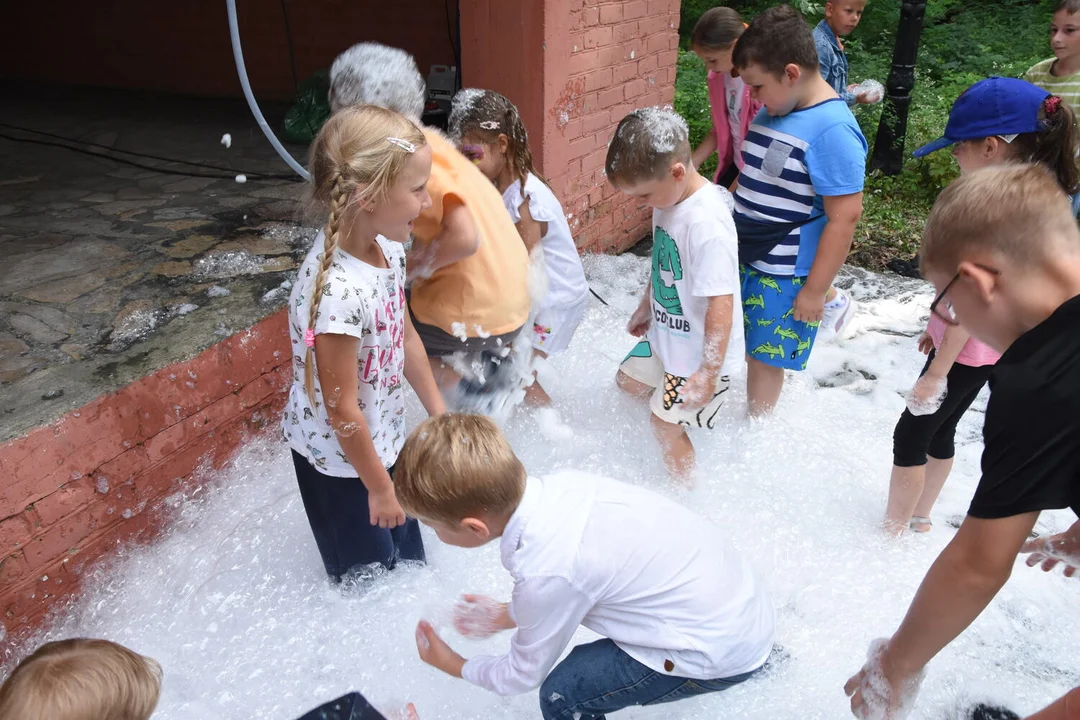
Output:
[0, 122, 298, 179]
[589, 287, 610, 306]
[0, 131, 297, 181]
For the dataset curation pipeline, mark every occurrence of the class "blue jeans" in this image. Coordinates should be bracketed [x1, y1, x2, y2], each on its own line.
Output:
[538, 639, 761, 720]
[1071, 191, 1080, 217]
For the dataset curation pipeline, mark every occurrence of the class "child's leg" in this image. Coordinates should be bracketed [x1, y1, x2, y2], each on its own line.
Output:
[539, 638, 757, 720]
[884, 463, 927, 536]
[746, 357, 786, 417]
[616, 340, 660, 400]
[527, 298, 588, 407]
[910, 456, 955, 530]
[651, 413, 694, 482]
[524, 349, 553, 407]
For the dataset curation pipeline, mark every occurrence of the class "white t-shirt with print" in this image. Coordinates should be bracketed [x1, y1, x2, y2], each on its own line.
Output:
[502, 173, 588, 311]
[648, 183, 743, 379]
[283, 233, 408, 477]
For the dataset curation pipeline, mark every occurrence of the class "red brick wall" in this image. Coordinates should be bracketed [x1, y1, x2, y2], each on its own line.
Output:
[544, 0, 681, 252]
[1, 0, 458, 101]
[0, 312, 291, 642]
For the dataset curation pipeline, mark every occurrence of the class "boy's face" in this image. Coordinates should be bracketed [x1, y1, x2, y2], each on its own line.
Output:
[925, 262, 1008, 353]
[739, 63, 802, 117]
[614, 163, 688, 210]
[421, 518, 492, 549]
[693, 45, 735, 75]
[1051, 9, 1080, 62]
[825, 0, 866, 36]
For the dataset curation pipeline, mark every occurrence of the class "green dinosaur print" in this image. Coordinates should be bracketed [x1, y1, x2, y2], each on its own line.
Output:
[752, 342, 785, 358]
[651, 226, 684, 315]
[758, 275, 782, 294]
[774, 326, 800, 342]
[797, 337, 812, 355]
[781, 307, 795, 321]
[744, 294, 766, 310]
[792, 277, 804, 287]
[756, 318, 775, 327]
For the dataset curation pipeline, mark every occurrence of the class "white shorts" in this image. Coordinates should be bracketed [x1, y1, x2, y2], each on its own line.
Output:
[619, 340, 730, 429]
[532, 296, 588, 355]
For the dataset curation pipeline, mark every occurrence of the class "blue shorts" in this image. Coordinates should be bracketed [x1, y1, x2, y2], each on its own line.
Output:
[740, 265, 820, 370]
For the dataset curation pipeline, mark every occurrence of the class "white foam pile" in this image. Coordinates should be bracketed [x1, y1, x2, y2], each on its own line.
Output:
[3, 255, 1077, 720]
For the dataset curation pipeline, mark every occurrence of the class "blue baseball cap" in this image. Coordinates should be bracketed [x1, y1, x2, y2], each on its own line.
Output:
[913, 77, 1050, 158]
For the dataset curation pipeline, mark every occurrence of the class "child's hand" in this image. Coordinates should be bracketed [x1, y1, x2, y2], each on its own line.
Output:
[415, 620, 466, 678]
[917, 332, 934, 356]
[906, 374, 947, 417]
[627, 304, 652, 337]
[1021, 519, 1080, 578]
[681, 369, 718, 409]
[369, 486, 406, 529]
[793, 287, 825, 325]
[453, 594, 514, 638]
[406, 242, 437, 282]
[388, 704, 420, 720]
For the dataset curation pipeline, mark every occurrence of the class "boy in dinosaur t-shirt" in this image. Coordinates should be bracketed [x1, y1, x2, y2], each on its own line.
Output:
[607, 109, 744, 483]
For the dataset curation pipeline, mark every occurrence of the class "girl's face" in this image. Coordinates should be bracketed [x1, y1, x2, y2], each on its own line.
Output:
[693, 45, 734, 75]
[459, 132, 506, 183]
[951, 137, 1011, 174]
[367, 144, 433, 243]
[1051, 9, 1080, 62]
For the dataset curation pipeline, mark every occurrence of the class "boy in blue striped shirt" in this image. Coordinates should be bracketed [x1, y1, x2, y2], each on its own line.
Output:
[731, 4, 867, 416]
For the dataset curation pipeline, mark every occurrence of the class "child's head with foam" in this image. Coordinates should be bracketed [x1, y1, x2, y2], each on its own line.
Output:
[920, 163, 1080, 352]
[448, 89, 540, 194]
[328, 42, 427, 119]
[303, 105, 431, 403]
[690, 7, 746, 76]
[394, 413, 526, 548]
[732, 4, 823, 117]
[0, 638, 162, 720]
[605, 107, 696, 209]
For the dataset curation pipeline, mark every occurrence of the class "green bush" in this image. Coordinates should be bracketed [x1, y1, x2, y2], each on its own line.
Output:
[675, 0, 1061, 270]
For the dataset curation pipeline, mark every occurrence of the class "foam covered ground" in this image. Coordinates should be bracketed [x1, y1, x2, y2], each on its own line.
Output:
[6, 255, 1078, 719]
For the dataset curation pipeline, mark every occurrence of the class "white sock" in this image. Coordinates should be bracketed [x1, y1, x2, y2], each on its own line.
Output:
[824, 290, 847, 309]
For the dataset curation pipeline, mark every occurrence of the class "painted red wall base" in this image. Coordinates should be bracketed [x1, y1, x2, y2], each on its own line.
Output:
[0, 311, 292, 646]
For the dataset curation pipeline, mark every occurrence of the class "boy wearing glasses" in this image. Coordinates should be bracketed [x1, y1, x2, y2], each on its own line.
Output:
[844, 164, 1080, 717]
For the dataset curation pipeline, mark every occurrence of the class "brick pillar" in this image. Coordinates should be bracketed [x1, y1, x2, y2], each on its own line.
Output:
[460, 0, 680, 253]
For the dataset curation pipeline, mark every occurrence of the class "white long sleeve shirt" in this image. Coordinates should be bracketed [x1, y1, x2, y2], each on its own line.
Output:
[460, 472, 775, 696]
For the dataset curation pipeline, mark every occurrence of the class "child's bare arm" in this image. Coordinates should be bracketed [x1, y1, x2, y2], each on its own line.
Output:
[408, 199, 480, 278]
[314, 335, 404, 528]
[403, 312, 446, 416]
[683, 294, 734, 407]
[514, 201, 544, 253]
[795, 192, 863, 323]
[692, 130, 718, 170]
[926, 324, 969, 378]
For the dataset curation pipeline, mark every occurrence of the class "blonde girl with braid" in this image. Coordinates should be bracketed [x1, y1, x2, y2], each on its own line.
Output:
[283, 105, 446, 583]
[449, 89, 589, 406]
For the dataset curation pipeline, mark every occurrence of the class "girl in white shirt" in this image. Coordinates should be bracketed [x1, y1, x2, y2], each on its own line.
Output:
[449, 89, 589, 406]
[283, 105, 445, 583]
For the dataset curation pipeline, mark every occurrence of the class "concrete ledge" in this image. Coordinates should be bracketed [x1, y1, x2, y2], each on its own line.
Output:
[0, 310, 290, 641]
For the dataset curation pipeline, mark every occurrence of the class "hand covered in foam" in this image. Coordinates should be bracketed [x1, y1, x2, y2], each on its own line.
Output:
[453, 594, 514, 638]
[844, 639, 924, 719]
[905, 374, 947, 416]
[1021, 519, 1080, 579]
[850, 79, 885, 104]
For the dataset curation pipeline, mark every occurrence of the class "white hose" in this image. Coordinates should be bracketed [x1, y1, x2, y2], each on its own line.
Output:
[226, 0, 311, 181]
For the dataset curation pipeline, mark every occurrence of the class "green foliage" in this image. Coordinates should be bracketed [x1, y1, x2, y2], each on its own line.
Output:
[675, 0, 1062, 270]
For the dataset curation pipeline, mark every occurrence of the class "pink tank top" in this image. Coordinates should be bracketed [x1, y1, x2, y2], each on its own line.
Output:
[926, 314, 1001, 367]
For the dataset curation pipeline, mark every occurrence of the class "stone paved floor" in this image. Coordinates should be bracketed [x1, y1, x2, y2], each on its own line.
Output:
[0, 85, 317, 443]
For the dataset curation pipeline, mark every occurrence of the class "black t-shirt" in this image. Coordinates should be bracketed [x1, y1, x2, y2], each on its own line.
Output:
[969, 294, 1080, 519]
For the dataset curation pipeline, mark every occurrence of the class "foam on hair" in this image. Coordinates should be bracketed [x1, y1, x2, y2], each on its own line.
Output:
[732, 4, 819, 76]
[329, 43, 426, 118]
[921, 163, 1080, 277]
[448, 88, 541, 195]
[393, 413, 526, 526]
[605, 107, 691, 186]
[0, 638, 162, 720]
[303, 105, 426, 405]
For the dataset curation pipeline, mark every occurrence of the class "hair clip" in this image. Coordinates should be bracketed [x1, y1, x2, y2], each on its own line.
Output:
[387, 137, 416, 153]
[1045, 95, 1063, 115]
[479, 120, 500, 131]
[304, 328, 316, 348]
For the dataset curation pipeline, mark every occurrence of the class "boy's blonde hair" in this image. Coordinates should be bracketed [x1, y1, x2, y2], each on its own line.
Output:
[921, 163, 1080, 276]
[0, 638, 162, 720]
[303, 105, 427, 405]
[394, 414, 526, 526]
[605, 108, 692, 186]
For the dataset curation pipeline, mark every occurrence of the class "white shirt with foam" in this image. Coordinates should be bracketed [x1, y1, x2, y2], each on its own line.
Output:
[461, 472, 775, 695]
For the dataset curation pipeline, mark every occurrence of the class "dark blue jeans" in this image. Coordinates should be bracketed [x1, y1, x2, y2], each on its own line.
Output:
[291, 450, 425, 582]
[539, 639, 761, 720]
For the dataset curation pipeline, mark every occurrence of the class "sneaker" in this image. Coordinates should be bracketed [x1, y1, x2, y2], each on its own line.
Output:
[821, 287, 855, 336]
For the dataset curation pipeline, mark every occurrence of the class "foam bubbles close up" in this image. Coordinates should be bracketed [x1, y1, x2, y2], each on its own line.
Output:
[4, 256, 1077, 720]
